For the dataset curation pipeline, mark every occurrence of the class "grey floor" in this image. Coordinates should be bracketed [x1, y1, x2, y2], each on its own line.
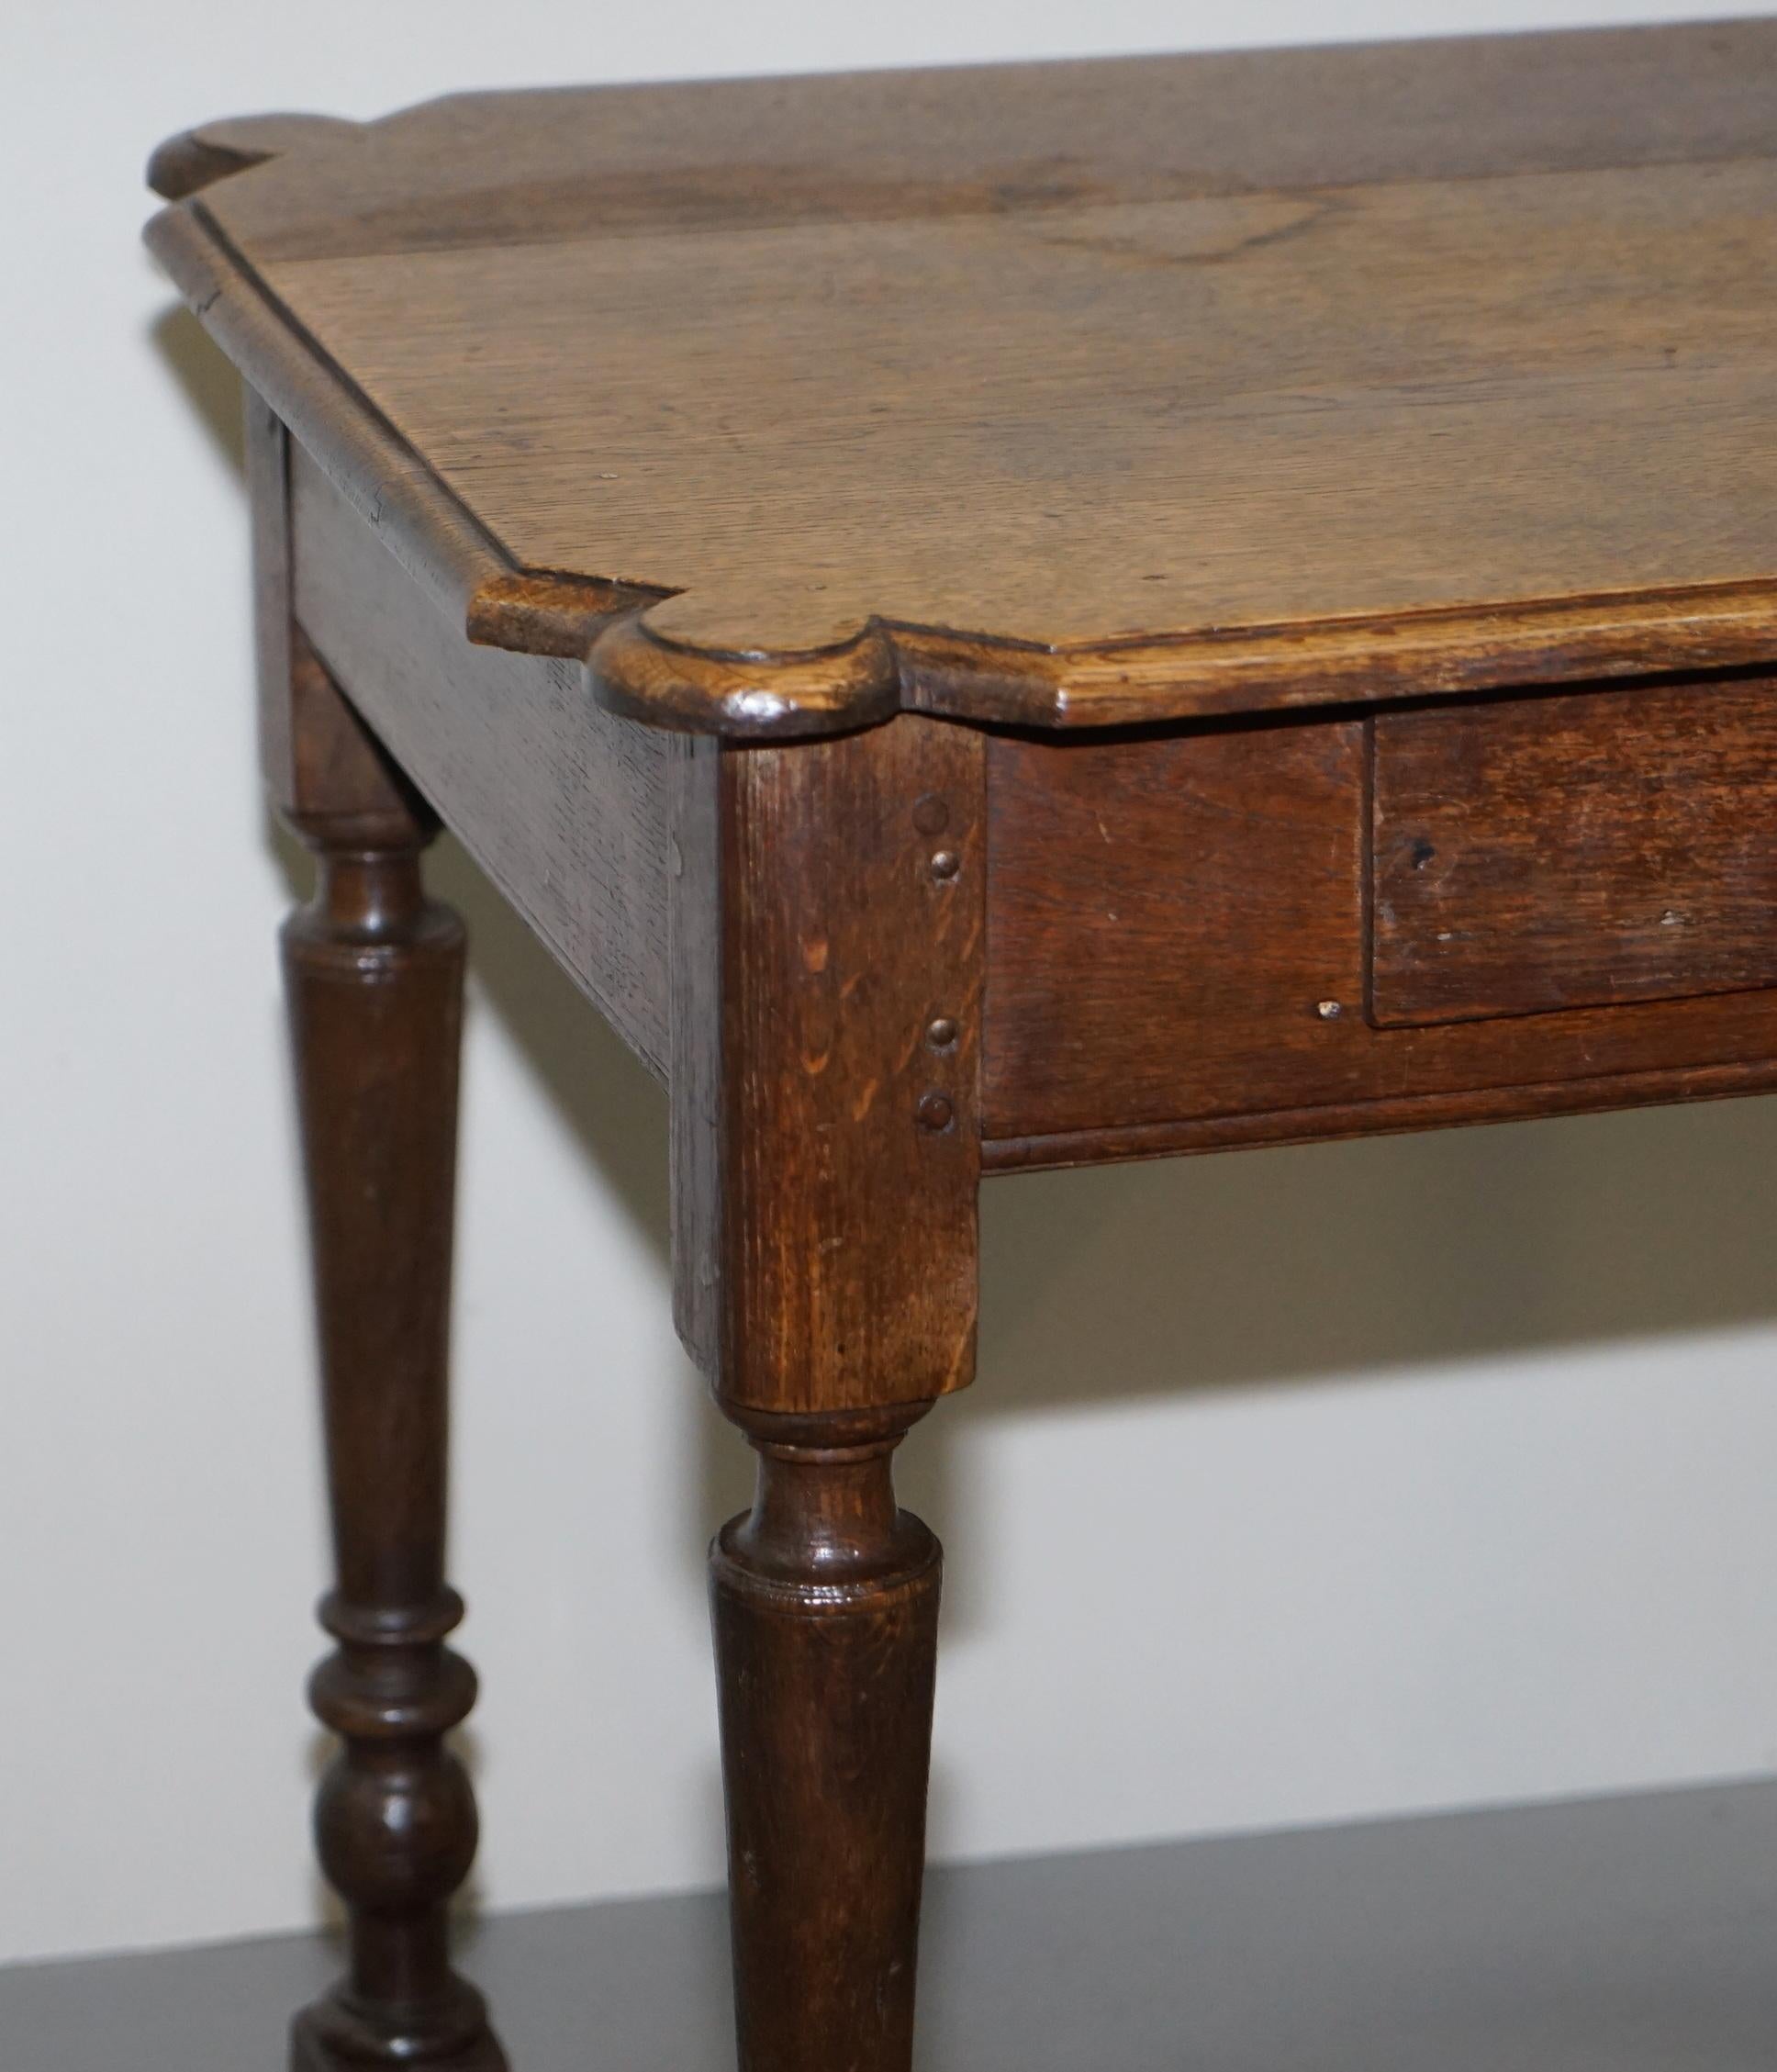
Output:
[7, 1779, 1777, 2069]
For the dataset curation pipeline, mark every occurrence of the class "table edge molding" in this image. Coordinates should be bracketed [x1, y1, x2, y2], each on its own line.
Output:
[145, 129, 1777, 743]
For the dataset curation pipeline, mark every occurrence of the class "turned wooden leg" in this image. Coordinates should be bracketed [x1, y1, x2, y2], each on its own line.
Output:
[239, 390, 503, 2068]
[711, 1403, 943, 2072]
[668, 718, 984, 2070]
[283, 823, 505, 2072]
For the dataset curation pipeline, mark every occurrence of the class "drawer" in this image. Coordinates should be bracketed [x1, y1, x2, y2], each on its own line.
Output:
[1371, 679, 1777, 1027]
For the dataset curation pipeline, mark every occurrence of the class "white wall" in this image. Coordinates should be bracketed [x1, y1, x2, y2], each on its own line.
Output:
[6, 0, 1777, 1968]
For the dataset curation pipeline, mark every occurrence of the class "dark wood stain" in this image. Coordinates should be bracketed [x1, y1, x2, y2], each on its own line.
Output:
[257, 434, 505, 2070]
[711, 1403, 941, 2072]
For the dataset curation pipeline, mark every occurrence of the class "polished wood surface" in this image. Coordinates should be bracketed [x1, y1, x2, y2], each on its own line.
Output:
[711, 1406, 941, 2071]
[149, 21, 1777, 737]
[254, 398, 503, 2072]
[145, 25, 1777, 2072]
[277, 721, 500, 2072]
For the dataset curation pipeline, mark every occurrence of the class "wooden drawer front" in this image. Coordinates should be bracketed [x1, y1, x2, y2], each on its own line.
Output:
[1372, 679, 1777, 1026]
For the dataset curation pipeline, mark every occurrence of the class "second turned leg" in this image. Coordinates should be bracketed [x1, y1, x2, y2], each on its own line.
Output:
[712, 1404, 943, 2072]
[284, 826, 505, 2072]
[245, 393, 502, 2071]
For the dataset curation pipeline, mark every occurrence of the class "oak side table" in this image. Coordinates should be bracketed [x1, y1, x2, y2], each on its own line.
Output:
[146, 21, 1777, 2070]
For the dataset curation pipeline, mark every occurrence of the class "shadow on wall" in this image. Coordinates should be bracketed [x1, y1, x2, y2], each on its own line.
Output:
[153, 297, 1777, 1512]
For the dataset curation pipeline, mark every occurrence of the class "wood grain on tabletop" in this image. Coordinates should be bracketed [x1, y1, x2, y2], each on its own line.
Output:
[149, 21, 1777, 735]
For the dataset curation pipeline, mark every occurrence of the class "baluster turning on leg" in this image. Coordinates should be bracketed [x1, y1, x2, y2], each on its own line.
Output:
[284, 802, 505, 2072]
[712, 1402, 943, 2072]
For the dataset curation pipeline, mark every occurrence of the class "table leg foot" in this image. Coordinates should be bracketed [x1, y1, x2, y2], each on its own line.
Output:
[291, 1986, 510, 2072]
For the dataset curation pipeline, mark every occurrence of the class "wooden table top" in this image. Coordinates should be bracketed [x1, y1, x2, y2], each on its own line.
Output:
[149, 21, 1777, 739]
